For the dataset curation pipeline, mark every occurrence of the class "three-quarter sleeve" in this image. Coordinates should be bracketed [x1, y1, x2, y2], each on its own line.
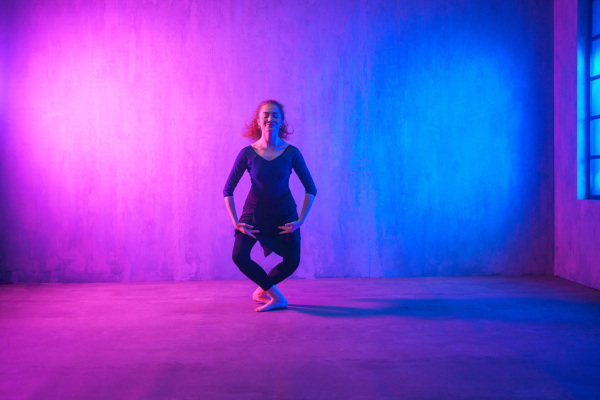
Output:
[223, 149, 248, 197]
[292, 149, 317, 196]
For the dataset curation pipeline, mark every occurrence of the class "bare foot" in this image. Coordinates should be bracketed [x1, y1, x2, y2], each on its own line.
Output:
[255, 297, 288, 312]
[255, 285, 288, 312]
[252, 286, 271, 304]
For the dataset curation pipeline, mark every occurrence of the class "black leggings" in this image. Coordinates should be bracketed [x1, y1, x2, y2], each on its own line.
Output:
[232, 232, 301, 291]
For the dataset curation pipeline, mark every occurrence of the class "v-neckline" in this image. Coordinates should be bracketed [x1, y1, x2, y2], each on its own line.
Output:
[250, 145, 290, 162]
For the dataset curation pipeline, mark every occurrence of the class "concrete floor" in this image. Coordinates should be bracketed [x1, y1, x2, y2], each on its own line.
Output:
[0, 276, 599, 400]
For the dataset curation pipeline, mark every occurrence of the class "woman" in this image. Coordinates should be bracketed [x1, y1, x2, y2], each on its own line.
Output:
[223, 100, 317, 312]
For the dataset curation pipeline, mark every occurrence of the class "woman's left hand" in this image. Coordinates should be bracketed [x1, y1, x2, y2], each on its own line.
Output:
[278, 221, 301, 234]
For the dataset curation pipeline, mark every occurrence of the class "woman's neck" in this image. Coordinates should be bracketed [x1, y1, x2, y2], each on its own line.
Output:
[256, 133, 284, 149]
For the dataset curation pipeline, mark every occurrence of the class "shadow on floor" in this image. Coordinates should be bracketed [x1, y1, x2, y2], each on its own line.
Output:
[288, 297, 600, 323]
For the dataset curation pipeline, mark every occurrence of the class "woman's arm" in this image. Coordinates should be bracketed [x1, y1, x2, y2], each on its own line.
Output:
[224, 196, 259, 238]
[223, 196, 239, 227]
[298, 193, 315, 225]
[279, 193, 315, 234]
[279, 148, 317, 234]
[223, 148, 248, 197]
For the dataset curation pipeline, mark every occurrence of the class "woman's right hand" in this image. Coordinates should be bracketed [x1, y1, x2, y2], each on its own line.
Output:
[235, 223, 259, 239]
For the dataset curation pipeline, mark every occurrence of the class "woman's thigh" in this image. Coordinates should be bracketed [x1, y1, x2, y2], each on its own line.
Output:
[232, 231, 258, 260]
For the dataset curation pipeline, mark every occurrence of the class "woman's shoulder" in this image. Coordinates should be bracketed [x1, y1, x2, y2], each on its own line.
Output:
[282, 144, 306, 164]
[288, 144, 309, 158]
[285, 143, 300, 153]
[232, 146, 255, 162]
[238, 145, 255, 155]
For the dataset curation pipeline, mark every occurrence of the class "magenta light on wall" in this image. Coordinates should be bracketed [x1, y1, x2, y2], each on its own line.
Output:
[4, 1, 204, 282]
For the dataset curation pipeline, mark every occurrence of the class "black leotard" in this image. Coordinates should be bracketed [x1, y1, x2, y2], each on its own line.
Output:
[223, 144, 317, 256]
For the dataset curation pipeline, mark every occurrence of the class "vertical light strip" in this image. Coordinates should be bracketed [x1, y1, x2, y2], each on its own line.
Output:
[590, 0, 600, 197]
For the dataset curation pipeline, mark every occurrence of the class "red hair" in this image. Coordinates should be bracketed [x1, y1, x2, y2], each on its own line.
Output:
[242, 100, 293, 141]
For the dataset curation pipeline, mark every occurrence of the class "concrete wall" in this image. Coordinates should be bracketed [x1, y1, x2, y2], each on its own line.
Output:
[554, 0, 600, 290]
[0, 0, 554, 283]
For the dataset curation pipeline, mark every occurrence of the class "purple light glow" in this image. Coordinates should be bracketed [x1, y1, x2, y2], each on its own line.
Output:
[9, 5, 191, 195]
[1, 0, 555, 283]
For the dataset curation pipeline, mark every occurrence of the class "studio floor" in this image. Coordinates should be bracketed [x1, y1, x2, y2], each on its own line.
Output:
[0, 276, 599, 400]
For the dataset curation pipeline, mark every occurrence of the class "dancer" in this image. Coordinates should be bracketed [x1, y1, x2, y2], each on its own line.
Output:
[223, 100, 317, 312]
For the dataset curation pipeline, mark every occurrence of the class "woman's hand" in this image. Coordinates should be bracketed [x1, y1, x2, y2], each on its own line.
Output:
[278, 221, 301, 234]
[236, 223, 260, 239]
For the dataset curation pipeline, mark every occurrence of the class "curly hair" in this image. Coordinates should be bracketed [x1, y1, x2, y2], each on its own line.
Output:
[242, 100, 293, 142]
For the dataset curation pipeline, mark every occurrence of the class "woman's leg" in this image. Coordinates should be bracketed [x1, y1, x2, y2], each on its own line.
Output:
[252, 236, 294, 312]
[232, 233, 274, 291]
[268, 237, 301, 285]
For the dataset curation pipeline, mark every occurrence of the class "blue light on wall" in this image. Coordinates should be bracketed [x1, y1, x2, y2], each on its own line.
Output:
[349, 1, 554, 276]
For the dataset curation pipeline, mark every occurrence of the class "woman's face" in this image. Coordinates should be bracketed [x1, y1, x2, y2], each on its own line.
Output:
[258, 103, 282, 135]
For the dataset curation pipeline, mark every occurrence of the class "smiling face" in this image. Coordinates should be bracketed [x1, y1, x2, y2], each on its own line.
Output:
[258, 102, 282, 135]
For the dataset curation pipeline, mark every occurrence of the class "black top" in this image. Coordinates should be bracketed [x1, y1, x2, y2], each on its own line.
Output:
[223, 145, 317, 199]
[223, 144, 317, 256]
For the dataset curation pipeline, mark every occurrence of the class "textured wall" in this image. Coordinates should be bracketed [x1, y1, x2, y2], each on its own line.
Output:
[554, 0, 600, 290]
[0, 0, 554, 283]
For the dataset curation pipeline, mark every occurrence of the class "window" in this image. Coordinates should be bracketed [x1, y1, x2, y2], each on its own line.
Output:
[589, 0, 600, 198]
